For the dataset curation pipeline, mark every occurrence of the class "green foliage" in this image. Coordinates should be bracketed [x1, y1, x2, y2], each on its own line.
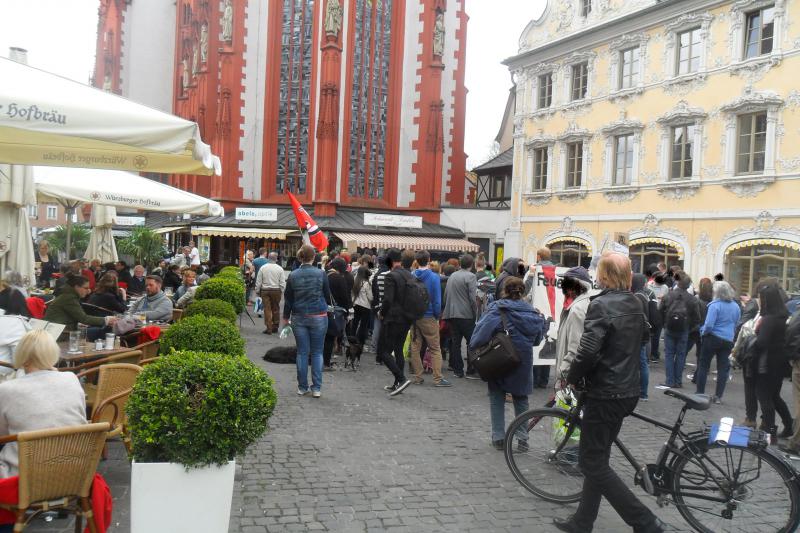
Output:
[127, 351, 277, 468]
[195, 276, 246, 314]
[184, 299, 237, 324]
[159, 315, 245, 356]
[47, 223, 91, 260]
[116, 227, 166, 269]
[216, 266, 244, 281]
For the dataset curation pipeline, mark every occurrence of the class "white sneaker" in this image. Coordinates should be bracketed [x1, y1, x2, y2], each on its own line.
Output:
[297, 389, 310, 396]
[390, 379, 412, 397]
[312, 390, 321, 398]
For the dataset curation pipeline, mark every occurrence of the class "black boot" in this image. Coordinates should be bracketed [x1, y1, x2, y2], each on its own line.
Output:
[779, 419, 794, 439]
[553, 517, 581, 533]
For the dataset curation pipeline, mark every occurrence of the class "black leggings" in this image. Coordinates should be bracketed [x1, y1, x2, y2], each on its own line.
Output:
[754, 373, 792, 432]
[379, 322, 411, 383]
[351, 306, 371, 345]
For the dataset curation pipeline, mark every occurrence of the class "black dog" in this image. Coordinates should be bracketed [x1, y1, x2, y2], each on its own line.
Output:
[344, 336, 363, 371]
[263, 345, 297, 364]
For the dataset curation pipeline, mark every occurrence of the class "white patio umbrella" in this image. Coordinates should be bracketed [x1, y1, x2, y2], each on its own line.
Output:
[33, 167, 224, 259]
[85, 205, 118, 263]
[0, 57, 221, 176]
[0, 164, 36, 286]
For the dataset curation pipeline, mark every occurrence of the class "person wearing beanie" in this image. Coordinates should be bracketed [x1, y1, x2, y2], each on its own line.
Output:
[555, 267, 594, 378]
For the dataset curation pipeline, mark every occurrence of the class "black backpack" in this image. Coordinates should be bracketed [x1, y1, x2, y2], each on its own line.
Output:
[666, 294, 689, 332]
[785, 310, 800, 362]
[397, 270, 429, 322]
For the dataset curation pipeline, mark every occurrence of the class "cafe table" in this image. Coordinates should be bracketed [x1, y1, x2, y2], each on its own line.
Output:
[57, 342, 132, 368]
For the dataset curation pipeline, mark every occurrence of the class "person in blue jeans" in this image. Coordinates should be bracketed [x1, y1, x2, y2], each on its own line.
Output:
[658, 272, 700, 388]
[694, 281, 740, 402]
[469, 277, 545, 450]
[282, 244, 332, 399]
[632, 274, 653, 400]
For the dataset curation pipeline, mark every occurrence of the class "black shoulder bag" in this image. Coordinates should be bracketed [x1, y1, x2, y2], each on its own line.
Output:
[467, 310, 521, 382]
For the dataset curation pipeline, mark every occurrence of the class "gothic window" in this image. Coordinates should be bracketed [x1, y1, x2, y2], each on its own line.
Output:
[348, 0, 393, 199]
[744, 6, 775, 59]
[276, 0, 315, 194]
[736, 112, 767, 175]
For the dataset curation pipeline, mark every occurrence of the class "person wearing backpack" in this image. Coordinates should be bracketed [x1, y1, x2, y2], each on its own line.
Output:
[378, 249, 424, 396]
[442, 254, 478, 378]
[694, 281, 740, 403]
[658, 272, 700, 388]
[632, 274, 655, 401]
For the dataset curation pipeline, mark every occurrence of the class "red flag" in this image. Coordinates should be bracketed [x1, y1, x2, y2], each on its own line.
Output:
[287, 192, 329, 252]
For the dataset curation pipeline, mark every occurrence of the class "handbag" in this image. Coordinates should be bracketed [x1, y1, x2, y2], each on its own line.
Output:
[732, 314, 760, 366]
[112, 316, 137, 335]
[467, 309, 521, 382]
[326, 290, 347, 338]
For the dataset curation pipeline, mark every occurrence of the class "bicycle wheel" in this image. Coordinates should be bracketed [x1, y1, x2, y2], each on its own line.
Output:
[671, 441, 800, 532]
[504, 408, 584, 503]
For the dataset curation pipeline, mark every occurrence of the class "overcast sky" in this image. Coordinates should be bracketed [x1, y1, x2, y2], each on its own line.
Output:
[0, 0, 546, 171]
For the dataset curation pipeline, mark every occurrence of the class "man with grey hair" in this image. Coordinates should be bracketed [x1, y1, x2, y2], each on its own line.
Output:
[255, 252, 286, 334]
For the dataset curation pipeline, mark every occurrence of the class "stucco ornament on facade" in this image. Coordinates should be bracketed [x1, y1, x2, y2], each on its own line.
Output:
[541, 216, 595, 250]
[656, 100, 707, 127]
[657, 182, 700, 200]
[718, 212, 800, 266]
[629, 214, 687, 244]
[524, 194, 553, 207]
[603, 188, 639, 203]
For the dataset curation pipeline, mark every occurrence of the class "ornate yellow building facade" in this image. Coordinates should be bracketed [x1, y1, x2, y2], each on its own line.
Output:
[504, 0, 800, 295]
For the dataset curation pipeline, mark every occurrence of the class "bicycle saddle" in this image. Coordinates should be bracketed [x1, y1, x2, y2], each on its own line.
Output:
[664, 389, 712, 411]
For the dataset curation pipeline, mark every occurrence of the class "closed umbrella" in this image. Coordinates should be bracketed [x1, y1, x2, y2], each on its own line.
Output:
[0, 57, 221, 176]
[0, 164, 36, 286]
[85, 205, 118, 264]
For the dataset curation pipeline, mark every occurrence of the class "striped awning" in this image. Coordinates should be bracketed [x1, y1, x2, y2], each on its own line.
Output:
[726, 238, 800, 254]
[545, 236, 592, 254]
[628, 237, 684, 258]
[334, 232, 480, 252]
[153, 226, 188, 234]
[191, 226, 296, 240]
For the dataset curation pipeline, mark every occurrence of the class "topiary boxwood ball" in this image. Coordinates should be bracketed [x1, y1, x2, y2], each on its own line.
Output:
[159, 314, 245, 356]
[195, 276, 246, 314]
[184, 298, 237, 324]
[127, 350, 278, 468]
[217, 266, 244, 280]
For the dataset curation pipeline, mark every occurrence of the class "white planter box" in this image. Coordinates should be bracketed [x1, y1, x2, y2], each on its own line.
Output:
[131, 460, 236, 533]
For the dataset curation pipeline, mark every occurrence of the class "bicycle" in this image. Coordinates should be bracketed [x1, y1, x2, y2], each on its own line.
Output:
[504, 387, 800, 532]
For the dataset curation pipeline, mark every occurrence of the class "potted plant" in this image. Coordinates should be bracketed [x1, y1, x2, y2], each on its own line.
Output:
[194, 276, 246, 314]
[127, 351, 277, 532]
[158, 315, 245, 356]
[116, 227, 167, 269]
[183, 298, 237, 323]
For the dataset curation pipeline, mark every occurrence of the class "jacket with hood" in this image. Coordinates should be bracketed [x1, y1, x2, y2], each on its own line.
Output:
[496, 258, 522, 299]
[469, 298, 546, 396]
[414, 268, 442, 319]
[555, 278, 593, 376]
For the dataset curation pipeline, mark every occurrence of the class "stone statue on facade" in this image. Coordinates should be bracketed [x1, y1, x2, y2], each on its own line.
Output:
[102, 74, 112, 92]
[192, 43, 199, 76]
[181, 58, 189, 93]
[325, 0, 343, 38]
[200, 22, 208, 63]
[433, 11, 445, 57]
[222, 0, 233, 43]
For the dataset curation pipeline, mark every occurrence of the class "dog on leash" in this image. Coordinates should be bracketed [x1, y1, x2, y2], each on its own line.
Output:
[344, 336, 363, 370]
[263, 345, 297, 364]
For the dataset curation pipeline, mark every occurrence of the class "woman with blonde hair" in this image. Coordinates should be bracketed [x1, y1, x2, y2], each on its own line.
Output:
[0, 330, 87, 478]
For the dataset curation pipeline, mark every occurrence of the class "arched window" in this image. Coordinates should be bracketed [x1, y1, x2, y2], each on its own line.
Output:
[629, 240, 683, 274]
[725, 240, 800, 295]
[546, 239, 591, 268]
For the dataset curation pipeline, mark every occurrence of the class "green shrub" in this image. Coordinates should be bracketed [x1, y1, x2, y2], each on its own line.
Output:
[159, 315, 245, 356]
[195, 276, 246, 314]
[184, 298, 237, 324]
[127, 351, 277, 468]
[217, 266, 244, 280]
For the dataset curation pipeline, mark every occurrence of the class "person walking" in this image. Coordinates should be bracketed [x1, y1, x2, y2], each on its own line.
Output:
[409, 250, 451, 387]
[282, 245, 331, 399]
[255, 252, 287, 334]
[369, 255, 390, 358]
[442, 254, 478, 379]
[694, 281, 740, 403]
[659, 272, 699, 388]
[554, 267, 593, 379]
[351, 265, 373, 345]
[632, 273, 655, 401]
[555, 253, 665, 533]
[646, 271, 668, 362]
[378, 249, 415, 396]
[323, 258, 352, 370]
[687, 277, 713, 383]
[471, 277, 545, 450]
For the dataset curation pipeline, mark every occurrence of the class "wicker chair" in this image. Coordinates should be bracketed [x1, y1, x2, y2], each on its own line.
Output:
[0, 422, 110, 532]
[171, 308, 184, 323]
[78, 363, 142, 413]
[138, 356, 161, 366]
[65, 350, 143, 374]
[132, 340, 159, 360]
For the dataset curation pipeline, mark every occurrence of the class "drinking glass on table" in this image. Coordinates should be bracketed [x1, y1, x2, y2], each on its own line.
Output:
[68, 331, 81, 353]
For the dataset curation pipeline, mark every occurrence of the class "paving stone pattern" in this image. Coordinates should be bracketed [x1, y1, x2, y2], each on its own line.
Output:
[26, 312, 798, 532]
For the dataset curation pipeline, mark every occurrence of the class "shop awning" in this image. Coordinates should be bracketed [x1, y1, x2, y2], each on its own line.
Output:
[629, 237, 684, 258]
[334, 232, 480, 252]
[191, 226, 296, 240]
[726, 238, 800, 254]
[544, 236, 593, 254]
[153, 226, 187, 234]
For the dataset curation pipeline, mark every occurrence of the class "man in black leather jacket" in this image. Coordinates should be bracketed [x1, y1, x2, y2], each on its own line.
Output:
[555, 253, 665, 533]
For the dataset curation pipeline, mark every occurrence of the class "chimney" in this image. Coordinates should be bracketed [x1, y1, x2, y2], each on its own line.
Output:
[8, 47, 28, 65]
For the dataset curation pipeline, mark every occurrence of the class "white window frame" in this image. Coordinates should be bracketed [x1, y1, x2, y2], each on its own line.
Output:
[720, 91, 783, 178]
[664, 13, 712, 80]
[524, 138, 556, 195]
[580, 0, 591, 18]
[27, 204, 38, 219]
[730, 0, 785, 64]
[46, 205, 57, 220]
[609, 34, 648, 95]
[602, 118, 644, 188]
[557, 127, 592, 194]
[656, 102, 707, 184]
[561, 51, 594, 105]
[526, 63, 558, 115]
[537, 72, 553, 110]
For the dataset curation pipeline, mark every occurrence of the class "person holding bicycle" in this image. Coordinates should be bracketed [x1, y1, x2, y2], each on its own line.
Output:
[554, 252, 666, 533]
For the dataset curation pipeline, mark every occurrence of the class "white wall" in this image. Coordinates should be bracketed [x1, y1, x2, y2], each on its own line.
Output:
[121, 0, 176, 112]
[440, 207, 510, 241]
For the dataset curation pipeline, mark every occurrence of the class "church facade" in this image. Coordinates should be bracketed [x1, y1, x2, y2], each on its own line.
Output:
[93, 0, 468, 223]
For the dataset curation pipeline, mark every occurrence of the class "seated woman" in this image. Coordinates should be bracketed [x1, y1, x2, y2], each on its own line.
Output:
[44, 274, 116, 340]
[0, 330, 87, 478]
[85, 273, 127, 317]
[0, 274, 28, 317]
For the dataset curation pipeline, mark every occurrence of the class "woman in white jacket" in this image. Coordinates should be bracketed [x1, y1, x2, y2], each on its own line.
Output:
[351, 266, 373, 345]
[554, 267, 594, 379]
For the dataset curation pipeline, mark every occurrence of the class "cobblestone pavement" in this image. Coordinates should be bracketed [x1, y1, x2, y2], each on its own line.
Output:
[25, 310, 799, 532]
